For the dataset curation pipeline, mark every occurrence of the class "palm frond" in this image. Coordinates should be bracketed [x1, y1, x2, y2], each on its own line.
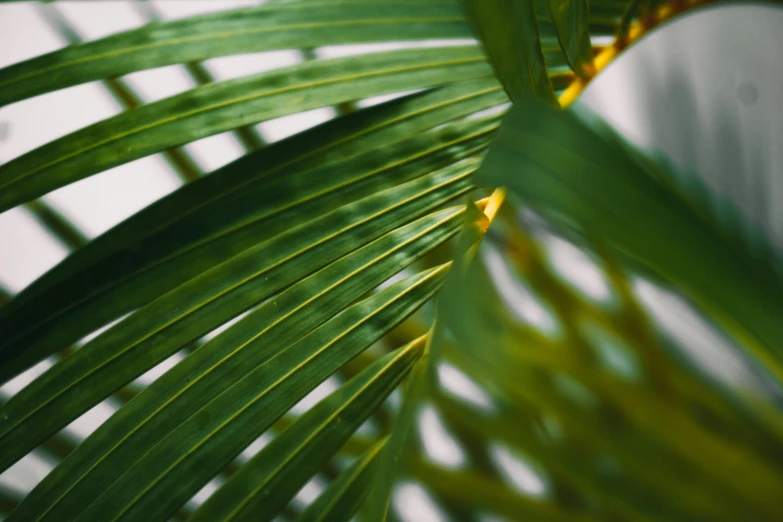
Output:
[1, 1, 782, 521]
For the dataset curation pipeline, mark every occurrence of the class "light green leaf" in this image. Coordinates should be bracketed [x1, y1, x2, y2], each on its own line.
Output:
[191, 339, 425, 522]
[547, 0, 594, 77]
[0, 1, 473, 106]
[410, 458, 600, 522]
[0, 45, 492, 212]
[440, 227, 783, 521]
[462, 0, 556, 103]
[72, 265, 449, 522]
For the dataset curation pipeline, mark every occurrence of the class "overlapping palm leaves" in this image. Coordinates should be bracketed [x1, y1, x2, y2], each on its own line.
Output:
[1, 0, 782, 521]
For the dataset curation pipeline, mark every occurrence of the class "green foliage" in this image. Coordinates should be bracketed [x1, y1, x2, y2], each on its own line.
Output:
[0, 46, 493, 212]
[0, 2, 474, 106]
[0, 0, 781, 521]
[461, 0, 556, 103]
[547, 0, 594, 77]
[477, 97, 783, 380]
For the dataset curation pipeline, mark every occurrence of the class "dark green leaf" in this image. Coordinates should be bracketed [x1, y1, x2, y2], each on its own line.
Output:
[0, 1, 473, 106]
[476, 96, 783, 384]
[363, 198, 488, 521]
[0, 89, 503, 384]
[547, 0, 594, 77]
[462, 0, 556, 103]
[0, 163, 473, 474]
[4, 78, 504, 316]
[0, 45, 492, 212]
[6, 207, 462, 521]
[362, 348, 430, 522]
[73, 265, 449, 522]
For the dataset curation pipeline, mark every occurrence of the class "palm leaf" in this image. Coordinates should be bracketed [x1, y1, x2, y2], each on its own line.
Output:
[0, 1, 474, 106]
[0, 169, 472, 472]
[462, 0, 556, 102]
[296, 441, 385, 522]
[190, 338, 426, 522]
[0, 46, 494, 212]
[69, 266, 447, 522]
[0, 82, 505, 383]
[547, 0, 594, 77]
[4, 206, 461, 517]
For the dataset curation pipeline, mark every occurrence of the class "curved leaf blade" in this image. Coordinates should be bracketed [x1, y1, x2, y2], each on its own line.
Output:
[548, 0, 594, 77]
[0, 45, 492, 212]
[296, 441, 385, 522]
[363, 198, 491, 522]
[476, 97, 783, 387]
[0, 1, 473, 106]
[2, 78, 504, 317]
[0, 162, 474, 474]
[73, 265, 450, 522]
[0, 108, 501, 384]
[462, 0, 555, 103]
[6, 205, 464, 521]
[191, 338, 426, 522]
